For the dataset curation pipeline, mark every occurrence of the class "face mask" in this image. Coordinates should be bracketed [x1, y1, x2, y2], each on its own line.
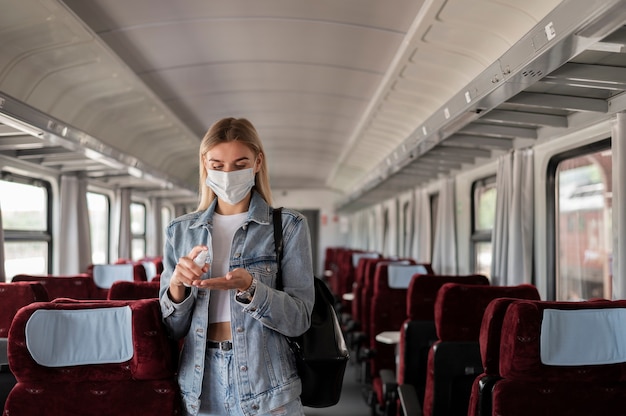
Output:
[205, 168, 255, 205]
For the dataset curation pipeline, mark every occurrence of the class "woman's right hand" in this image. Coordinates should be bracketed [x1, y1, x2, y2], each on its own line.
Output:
[168, 245, 209, 302]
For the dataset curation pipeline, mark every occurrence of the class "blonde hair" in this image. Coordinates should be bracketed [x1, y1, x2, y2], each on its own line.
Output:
[197, 117, 272, 211]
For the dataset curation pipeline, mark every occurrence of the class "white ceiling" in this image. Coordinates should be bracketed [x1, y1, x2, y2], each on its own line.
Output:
[1, 0, 625, 210]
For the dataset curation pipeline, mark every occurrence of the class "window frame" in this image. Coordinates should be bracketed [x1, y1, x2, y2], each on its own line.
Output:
[546, 138, 611, 300]
[1, 172, 53, 275]
[470, 175, 497, 277]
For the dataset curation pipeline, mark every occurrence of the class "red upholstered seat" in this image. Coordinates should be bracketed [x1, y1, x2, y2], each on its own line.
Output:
[488, 299, 626, 416]
[0, 282, 49, 410]
[467, 297, 523, 416]
[108, 280, 160, 300]
[422, 283, 540, 416]
[4, 298, 180, 415]
[0, 283, 49, 338]
[11, 274, 100, 300]
[367, 261, 434, 414]
[395, 274, 489, 414]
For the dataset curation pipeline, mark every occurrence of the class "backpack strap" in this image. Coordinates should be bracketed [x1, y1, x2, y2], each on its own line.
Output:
[273, 207, 284, 290]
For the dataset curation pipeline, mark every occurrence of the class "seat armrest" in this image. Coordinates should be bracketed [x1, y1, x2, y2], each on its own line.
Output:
[398, 384, 423, 416]
[380, 368, 397, 398]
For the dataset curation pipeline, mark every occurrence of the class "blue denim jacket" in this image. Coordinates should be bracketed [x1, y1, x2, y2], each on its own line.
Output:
[159, 191, 315, 416]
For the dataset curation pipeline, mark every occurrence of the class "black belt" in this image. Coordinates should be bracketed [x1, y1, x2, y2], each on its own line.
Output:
[207, 340, 233, 351]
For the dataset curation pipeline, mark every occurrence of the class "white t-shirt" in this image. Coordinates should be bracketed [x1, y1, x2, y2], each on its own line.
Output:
[209, 211, 247, 324]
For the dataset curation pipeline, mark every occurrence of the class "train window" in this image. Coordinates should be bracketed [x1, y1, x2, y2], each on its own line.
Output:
[130, 202, 146, 260]
[550, 142, 612, 301]
[471, 176, 496, 278]
[87, 192, 110, 264]
[161, 205, 172, 244]
[0, 175, 51, 279]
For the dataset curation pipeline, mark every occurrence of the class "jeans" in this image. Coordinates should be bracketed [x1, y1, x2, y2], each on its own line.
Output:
[198, 346, 304, 416]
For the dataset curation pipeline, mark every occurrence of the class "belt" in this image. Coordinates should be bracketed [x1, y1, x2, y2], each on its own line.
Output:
[207, 340, 233, 351]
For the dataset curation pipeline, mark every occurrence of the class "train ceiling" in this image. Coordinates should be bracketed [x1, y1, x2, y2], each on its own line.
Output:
[0, 0, 625, 210]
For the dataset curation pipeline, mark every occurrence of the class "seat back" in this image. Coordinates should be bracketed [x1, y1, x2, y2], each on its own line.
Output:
[467, 297, 522, 416]
[0, 282, 49, 411]
[489, 299, 626, 416]
[5, 298, 179, 415]
[368, 262, 422, 379]
[108, 280, 160, 300]
[11, 274, 98, 300]
[0, 283, 49, 338]
[92, 263, 144, 290]
[422, 283, 540, 416]
[397, 274, 489, 409]
[351, 257, 384, 327]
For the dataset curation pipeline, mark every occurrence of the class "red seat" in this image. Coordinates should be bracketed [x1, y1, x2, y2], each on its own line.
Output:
[108, 280, 160, 300]
[11, 274, 99, 300]
[0, 282, 49, 338]
[394, 274, 489, 414]
[4, 298, 180, 415]
[0, 282, 49, 410]
[366, 262, 433, 414]
[421, 283, 540, 416]
[487, 299, 626, 416]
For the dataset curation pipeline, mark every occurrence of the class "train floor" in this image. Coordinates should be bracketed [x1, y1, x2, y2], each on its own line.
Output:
[304, 360, 372, 416]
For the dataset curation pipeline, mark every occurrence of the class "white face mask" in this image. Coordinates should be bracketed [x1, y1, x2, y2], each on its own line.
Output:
[205, 168, 255, 205]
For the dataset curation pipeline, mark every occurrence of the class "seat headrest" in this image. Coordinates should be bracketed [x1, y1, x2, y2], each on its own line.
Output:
[407, 274, 489, 320]
[434, 283, 540, 341]
[26, 306, 133, 367]
[387, 264, 428, 289]
[92, 263, 135, 289]
[352, 252, 380, 268]
[500, 299, 626, 382]
[9, 299, 175, 382]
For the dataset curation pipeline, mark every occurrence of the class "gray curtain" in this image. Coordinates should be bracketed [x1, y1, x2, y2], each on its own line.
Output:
[411, 187, 431, 264]
[117, 188, 132, 260]
[491, 149, 534, 285]
[59, 174, 92, 274]
[432, 178, 457, 275]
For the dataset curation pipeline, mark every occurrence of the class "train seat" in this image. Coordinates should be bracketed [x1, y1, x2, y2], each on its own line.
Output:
[366, 262, 425, 413]
[485, 299, 626, 416]
[420, 283, 540, 416]
[0, 282, 49, 411]
[107, 280, 160, 300]
[345, 257, 385, 353]
[466, 297, 521, 416]
[4, 298, 180, 415]
[11, 274, 99, 300]
[92, 263, 146, 289]
[391, 274, 489, 415]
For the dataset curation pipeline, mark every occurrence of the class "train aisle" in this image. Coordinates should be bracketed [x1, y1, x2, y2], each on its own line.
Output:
[304, 361, 371, 416]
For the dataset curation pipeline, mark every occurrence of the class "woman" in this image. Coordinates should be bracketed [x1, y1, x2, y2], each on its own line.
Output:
[159, 117, 315, 416]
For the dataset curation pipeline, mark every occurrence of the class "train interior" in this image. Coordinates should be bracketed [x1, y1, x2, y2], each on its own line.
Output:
[2, 0, 626, 414]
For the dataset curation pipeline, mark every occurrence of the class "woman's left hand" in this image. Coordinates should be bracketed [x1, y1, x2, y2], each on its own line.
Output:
[191, 268, 253, 292]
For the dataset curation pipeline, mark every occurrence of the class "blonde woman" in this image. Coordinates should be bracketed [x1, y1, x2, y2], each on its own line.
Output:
[160, 117, 314, 416]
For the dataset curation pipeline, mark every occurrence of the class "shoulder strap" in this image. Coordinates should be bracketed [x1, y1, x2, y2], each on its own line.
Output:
[273, 207, 284, 290]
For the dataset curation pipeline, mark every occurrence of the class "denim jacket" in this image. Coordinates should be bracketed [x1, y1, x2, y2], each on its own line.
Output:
[159, 191, 315, 416]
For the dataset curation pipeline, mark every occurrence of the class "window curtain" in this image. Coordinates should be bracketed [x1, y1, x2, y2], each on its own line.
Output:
[432, 178, 457, 275]
[348, 211, 368, 250]
[0, 202, 6, 282]
[117, 188, 132, 260]
[383, 199, 398, 257]
[373, 205, 384, 254]
[491, 149, 534, 286]
[612, 113, 626, 299]
[399, 191, 414, 258]
[411, 187, 431, 264]
[146, 196, 163, 257]
[59, 174, 92, 274]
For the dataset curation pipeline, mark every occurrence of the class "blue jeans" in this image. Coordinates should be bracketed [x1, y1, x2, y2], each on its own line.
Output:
[198, 346, 304, 416]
